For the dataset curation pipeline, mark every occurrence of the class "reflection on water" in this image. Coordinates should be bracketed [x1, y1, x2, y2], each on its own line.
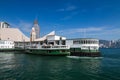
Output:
[0, 52, 15, 69]
[0, 49, 120, 80]
[67, 56, 102, 73]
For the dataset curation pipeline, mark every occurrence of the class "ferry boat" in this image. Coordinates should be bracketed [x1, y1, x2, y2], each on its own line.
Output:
[24, 38, 100, 57]
[15, 31, 101, 57]
[66, 38, 101, 57]
[25, 45, 70, 56]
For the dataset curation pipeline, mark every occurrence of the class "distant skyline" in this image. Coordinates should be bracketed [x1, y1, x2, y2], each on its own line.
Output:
[0, 0, 120, 40]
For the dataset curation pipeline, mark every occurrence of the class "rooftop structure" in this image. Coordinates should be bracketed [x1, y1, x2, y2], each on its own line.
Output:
[0, 22, 10, 29]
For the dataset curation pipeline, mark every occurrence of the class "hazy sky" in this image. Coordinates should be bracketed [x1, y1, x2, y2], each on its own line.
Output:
[0, 0, 120, 40]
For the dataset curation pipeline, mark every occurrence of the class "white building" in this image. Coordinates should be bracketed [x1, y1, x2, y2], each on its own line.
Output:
[46, 31, 66, 45]
[19, 31, 66, 48]
[0, 40, 14, 49]
[0, 22, 10, 29]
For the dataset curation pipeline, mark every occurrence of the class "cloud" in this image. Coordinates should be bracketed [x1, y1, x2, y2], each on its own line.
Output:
[57, 5, 77, 12]
[57, 27, 120, 40]
[57, 4, 79, 20]
[66, 5, 77, 11]
[58, 27, 103, 34]
[18, 21, 32, 33]
[57, 9, 65, 12]
[10, 21, 32, 36]
[61, 11, 79, 20]
[61, 16, 72, 20]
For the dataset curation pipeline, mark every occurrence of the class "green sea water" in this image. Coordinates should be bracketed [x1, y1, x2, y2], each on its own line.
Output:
[0, 48, 120, 80]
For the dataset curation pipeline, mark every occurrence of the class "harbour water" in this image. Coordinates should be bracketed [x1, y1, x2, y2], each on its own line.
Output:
[0, 49, 120, 80]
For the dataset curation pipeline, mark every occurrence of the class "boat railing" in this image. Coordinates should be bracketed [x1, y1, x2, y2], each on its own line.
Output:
[27, 45, 70, 49]
[41, 45, 70, 49]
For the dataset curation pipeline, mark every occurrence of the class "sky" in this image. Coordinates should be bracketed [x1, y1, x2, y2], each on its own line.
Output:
[0, 0, 120, 40]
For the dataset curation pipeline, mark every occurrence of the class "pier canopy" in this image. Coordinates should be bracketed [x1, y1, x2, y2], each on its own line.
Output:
[34, 31, 66, 42]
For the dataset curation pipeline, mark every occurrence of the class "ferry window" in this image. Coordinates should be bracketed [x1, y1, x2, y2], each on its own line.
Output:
[90, 41, 92, 44]
[88, 40, 90, 44]
[86, 40, 88, 44]
[95, 41, 97, 44]
[90, 41, 91, 44]
[94, 41, 96, 44]
[81, 40, 83, 44]
[56, 41, 59, 45]
[92, 41, 94, 44]
[93, 41, 95, 44]
[73, 40, 80, 44]
[91, 41, 93, 44]
[86, 40, 87, 44]
[84, 40, 85, 44]
[85, 40, 87, 44]
[62, 40, 65, 45]
[96, 41, 98, 44]
[79, 40, 81, 44]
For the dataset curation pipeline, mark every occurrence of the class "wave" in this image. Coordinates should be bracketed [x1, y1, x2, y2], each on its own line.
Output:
[66, 56, 103, 59]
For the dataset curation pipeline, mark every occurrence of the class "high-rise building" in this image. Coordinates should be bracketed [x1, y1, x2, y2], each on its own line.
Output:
[33, 20, 40, 38]
[0, 22, 10, 29]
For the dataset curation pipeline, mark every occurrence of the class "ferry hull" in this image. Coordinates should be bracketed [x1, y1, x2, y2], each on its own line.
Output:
[70, 52, 101, 57]
[25, 49, 70, 56]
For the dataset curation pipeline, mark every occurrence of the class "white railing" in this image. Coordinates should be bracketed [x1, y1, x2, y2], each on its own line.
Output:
[28, 45, 70, 49]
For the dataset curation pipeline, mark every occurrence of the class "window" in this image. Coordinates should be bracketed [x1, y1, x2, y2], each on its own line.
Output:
[73, 40, 80, 44]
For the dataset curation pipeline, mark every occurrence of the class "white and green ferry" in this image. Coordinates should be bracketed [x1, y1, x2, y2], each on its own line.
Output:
[66, 38, 100, 57]
[25, 45, 70, 56]
[15, 31, 100, 57]
[24, 38, 100, 57]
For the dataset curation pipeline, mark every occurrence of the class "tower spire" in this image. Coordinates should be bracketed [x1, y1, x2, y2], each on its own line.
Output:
[33, 19, 40, 38]
[34, 19, 38, 24]
[34, 15, 38, 24]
